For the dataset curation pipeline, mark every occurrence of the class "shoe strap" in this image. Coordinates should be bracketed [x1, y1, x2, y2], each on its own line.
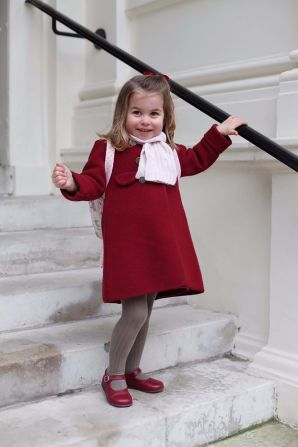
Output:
[126, 367, 142, 377]
[103, 371, 126, 383]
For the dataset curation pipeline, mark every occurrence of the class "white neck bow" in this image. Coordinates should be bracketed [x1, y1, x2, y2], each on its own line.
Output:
[130, 132, 181, 186]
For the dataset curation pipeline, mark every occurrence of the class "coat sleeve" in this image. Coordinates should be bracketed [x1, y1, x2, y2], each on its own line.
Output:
[61, 139, 107, 201]
[177, 124, 232, 177]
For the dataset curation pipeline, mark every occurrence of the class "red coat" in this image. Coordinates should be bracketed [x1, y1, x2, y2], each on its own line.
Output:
[62, 125, 231, 303]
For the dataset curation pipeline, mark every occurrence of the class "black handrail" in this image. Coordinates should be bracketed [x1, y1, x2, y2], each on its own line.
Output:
[25, 0, 298, 172]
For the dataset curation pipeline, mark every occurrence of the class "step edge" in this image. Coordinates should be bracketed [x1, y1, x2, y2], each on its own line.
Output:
[0, 305, 237, 339]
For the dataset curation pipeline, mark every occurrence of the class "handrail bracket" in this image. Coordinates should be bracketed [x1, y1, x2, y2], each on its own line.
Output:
[52, 19, 106, 50]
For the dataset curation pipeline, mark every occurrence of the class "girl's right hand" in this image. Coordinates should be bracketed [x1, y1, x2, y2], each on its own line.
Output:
[52, 162, 77, 192]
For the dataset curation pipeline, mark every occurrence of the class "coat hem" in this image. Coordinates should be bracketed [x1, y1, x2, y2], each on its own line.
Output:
[102, 286, 205, 304]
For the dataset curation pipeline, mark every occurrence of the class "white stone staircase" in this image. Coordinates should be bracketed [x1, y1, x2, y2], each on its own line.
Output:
[0, 196, 276, 446]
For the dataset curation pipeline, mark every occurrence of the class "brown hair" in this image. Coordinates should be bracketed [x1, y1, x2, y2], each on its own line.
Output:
[100, 74, 176, 150]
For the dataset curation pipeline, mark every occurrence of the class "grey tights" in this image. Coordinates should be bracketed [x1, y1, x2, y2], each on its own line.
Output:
[107, 293, 156, 390]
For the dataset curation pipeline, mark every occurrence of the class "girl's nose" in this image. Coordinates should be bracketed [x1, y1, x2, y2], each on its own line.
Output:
[140, 115, 150, 125]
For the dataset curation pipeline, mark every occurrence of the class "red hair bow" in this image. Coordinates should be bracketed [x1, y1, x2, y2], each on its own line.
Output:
[144, 71, 169, 81]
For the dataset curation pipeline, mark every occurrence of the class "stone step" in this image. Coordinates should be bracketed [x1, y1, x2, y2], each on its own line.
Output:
[0, 305, 237, 407]
[0, 227, 100, 276]
[0, 268, 187, 331]
[0, 195, 91, 232]
[0, 358, 275, 447]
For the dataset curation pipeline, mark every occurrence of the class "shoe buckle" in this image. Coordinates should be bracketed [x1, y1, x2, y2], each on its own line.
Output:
[103, 374, 110, 383]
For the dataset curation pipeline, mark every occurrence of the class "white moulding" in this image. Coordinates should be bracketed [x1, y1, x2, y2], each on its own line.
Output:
[218, 138, 298, 173]
[61, 137, 298, 174]
[249, 346, 298, 388]
[125, 0, 185, 17]
[76, 50, 298, 102]
[79, 81, 118, 102]
[171, 52, 298, 89]
[233, 331, 268, 361]
[0, 166, 14, 195]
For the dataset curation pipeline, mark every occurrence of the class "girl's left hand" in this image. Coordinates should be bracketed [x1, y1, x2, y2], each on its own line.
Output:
[216, 116, 247, 136]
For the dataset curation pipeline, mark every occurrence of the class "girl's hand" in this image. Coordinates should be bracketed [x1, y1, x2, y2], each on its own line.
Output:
[216, 116, 247, 136]
[52, 162, 77, 192]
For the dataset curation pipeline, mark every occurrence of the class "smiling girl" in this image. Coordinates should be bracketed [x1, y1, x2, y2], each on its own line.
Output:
[51, 74, 246, 408]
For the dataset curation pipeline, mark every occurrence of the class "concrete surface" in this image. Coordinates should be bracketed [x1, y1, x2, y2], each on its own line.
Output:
[0, 358, 275, 447]
[206, 421, 298, 446]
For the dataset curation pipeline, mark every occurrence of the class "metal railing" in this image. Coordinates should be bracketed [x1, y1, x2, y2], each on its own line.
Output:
[25, 0, 298, 172]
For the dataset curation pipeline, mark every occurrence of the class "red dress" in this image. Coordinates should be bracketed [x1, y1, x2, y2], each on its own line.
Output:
[62, 125, 231, 303]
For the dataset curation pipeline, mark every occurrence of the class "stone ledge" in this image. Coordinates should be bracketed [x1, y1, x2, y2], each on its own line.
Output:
[217, 138, 298, 173]
[0, 195, 91, 232]
[0, 268, 187, 332]
[0, 306, 237, 407]
[0, 227, 100, 277]
[0, 358, 275, 447]
[61, 139, 298, 175]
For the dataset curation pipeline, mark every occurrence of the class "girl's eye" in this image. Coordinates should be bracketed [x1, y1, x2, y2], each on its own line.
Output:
[151, 112, 160, 117]
[132, 110, 141, 116]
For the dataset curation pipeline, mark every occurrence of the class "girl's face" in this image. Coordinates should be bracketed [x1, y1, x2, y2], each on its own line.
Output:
[125, 90, 164, 140]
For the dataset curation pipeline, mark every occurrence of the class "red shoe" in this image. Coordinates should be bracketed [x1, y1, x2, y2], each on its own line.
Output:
[125, 368, 164, 393]
[101, 370, 133, 407]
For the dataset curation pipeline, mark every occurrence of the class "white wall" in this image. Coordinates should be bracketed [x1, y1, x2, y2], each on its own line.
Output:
[129, 0, 298, 70]
[250, 172, 298, 428]
[0, 0, 9, 166]
[67, 0, 133, 165]
[56, 0, 86, 156]
[0, 0, 13, 195]
[181, 167, 272, 353]
[1, 0, 86, 195]
[8, 0, 56, 195]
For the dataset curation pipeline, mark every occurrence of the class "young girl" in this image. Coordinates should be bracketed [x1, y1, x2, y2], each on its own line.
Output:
[52, 74, 246, 408]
